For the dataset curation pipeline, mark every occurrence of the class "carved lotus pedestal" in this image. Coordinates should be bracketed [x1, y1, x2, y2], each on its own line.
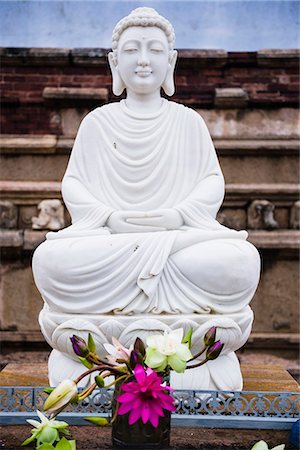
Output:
[39, 307, 253, 391]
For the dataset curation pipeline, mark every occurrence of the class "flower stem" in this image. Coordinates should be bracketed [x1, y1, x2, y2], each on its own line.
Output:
[78, 382, 97, 401]
[186, 357, 209, 369]
[104, 374, 128, 389]
[188, 347, 206, 362]
[75, 365, 123, 384]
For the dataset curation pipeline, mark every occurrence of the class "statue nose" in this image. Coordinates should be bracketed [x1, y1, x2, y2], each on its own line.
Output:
[138, 49, 150, 67]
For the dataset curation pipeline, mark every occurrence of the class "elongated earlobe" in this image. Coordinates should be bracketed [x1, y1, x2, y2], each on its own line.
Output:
[162, 50, 178, 96]
[108, 52, 126, 96]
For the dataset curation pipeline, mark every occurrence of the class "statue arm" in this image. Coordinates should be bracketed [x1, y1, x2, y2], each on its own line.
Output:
[174, 113, 225, 229]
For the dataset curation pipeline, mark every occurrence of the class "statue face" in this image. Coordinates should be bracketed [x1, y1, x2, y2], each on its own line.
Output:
[117, 26, 170, 95]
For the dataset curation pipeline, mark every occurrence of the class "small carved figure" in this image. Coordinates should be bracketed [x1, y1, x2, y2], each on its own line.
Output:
[247, 200, 279, 230]
[0, 201, 18, 229]
[32, 199, 65, 231]
[290, 201, 300, 229]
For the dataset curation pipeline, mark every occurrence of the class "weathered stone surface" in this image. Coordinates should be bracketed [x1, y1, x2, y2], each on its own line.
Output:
[0, 181, 61, 201]
[71, 47, 108, 65]
[24, 230, 47, 250]
[0, 201, 18, 229]
[257, 48, 300, 67]
[60, 108, 90, 137]
[251, 258, 299, 333]
[0, 230, 23, 247]
[1, 154, 67, 182]
[178, 49, 228, 67]
[217, 208, 246, 230]
[43, 87, 108, 101]
[19, 205, 38, 229]
[0, 135, 57, 154]
[32, 199, 65, 231]
[290, 201, 300, 229]
[247, 200, 279, 230]
[215, 88, 249, 108]
[199, 108, 300, 139]
[248, 230, 300, 250]
[0, 263, 43, 331]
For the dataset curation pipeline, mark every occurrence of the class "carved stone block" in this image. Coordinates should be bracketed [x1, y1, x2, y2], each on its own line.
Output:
[290, 201, 300, 229]
[0, 201, 18, 229]
[19, 205, 38, 229]
[217, 208, 246, 230]
[32, 199, 65, 231]
[247, 200, 279, 230]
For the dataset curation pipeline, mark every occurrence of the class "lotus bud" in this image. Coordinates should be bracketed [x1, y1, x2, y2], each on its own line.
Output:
[134, 337, 146, 357]
[43, 379, 78, 416]
[70, 335, 89, 358]
[204, 326, 217, 347]
[206, 340, 224, 360]
[84, 416, 109, 426]
[88, 333, 96, 353]
[95, 375, 105, 388]
[130, 350, 139, 369]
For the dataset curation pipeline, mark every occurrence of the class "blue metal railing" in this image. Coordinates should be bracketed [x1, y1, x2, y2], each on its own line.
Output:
[1, 386, 299, 429]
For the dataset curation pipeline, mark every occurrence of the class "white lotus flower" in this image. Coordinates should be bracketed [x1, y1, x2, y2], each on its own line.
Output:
[103, 337, 133, 364]
[145, 328, 192, 373]
[22, 410, 69, 447]
[43, 379, 78, 416]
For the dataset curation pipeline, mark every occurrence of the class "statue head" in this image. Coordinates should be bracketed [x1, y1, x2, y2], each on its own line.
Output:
[108, 7, 177, 96]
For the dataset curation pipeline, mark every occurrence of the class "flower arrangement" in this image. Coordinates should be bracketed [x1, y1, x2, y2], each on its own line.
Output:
[22, 327, 223, 449]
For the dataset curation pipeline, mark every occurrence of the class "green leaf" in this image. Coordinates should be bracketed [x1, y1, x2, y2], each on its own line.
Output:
[55, 437, 75, 450]
[182, 327, 193, 349]
[84, 416, 109, 426]
[36, 444, 55, 450]
[88, 333, 96, 353]
[271, 446, 285, 450]
[21, 433, 38, 446]
[44, 388, 55, 395]
[78, 356, 93, 369]
[68, 440, 76, 450]
[251, 441, 268, 450]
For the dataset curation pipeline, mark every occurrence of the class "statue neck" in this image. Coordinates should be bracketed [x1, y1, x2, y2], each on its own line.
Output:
[124, 89, 163, 114]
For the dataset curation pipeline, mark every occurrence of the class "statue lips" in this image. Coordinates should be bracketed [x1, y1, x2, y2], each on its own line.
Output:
[135, 67, 152, 77]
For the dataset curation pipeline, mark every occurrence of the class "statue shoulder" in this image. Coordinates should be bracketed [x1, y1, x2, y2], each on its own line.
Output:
[77, 102, 122, 129]
[168, 101, 208, 127]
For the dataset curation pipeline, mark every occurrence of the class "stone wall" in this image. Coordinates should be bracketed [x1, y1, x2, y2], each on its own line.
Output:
[0, 48, 299, 348]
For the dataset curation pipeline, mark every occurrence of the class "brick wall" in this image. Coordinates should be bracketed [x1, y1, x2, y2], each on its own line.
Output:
[1, 48, 299, 134]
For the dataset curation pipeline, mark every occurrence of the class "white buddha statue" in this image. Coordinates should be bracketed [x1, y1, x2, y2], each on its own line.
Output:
[33, 7, 260, 389]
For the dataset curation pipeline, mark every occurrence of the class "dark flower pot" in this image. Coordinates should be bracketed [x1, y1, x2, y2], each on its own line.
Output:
[111, 377, 171, 448]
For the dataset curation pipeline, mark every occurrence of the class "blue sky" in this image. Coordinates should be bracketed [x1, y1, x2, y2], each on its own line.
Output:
[0, 0, 299, 50]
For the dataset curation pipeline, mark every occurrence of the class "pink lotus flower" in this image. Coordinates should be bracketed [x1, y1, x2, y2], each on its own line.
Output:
[103, 337, 133, 365]
[117, 364, 176, 428]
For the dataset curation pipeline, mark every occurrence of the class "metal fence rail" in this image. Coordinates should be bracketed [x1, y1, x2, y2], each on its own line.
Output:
[1, 386, 299, 429]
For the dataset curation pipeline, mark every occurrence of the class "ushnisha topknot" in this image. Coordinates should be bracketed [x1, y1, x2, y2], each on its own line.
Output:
[111, 7, 175, 63]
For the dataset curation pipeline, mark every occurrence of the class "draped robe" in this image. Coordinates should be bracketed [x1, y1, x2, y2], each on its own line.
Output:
[33, 100, 259, 317]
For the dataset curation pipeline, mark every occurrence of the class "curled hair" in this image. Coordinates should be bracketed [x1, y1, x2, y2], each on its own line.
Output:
[111, 7, 175, 64]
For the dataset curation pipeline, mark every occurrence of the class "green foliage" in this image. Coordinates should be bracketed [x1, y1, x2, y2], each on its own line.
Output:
[182, 328, 193, 349]
[87, 333, 96, 353]
[78, 356, 94, 369]
[36, 438, 76, 450]
[84, 416, 109, 426]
